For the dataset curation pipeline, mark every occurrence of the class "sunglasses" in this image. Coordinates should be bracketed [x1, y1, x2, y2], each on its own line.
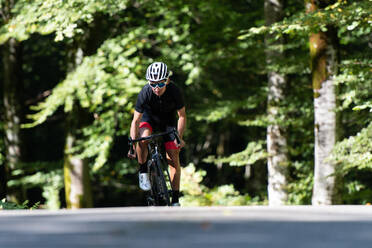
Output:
[149, 80, 166, 88]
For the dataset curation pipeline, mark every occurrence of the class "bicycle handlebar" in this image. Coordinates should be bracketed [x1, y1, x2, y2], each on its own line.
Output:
[128, 128, 180, 155]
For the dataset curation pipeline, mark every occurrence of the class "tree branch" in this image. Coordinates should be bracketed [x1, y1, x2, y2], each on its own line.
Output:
[25, 90, 52, 106]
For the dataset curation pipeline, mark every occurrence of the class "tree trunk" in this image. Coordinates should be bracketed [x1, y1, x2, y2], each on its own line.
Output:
[2, 38, 22, 170]
[63, 46, 93, 209]
[306, 0, 340, 205]
[265, 0, 289, 205]
[64, 123, 93, 209]
[2, 32, 23, 201]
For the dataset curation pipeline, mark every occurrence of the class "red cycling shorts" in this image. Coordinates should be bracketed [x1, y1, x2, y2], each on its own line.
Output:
[139, 122, 179, 150]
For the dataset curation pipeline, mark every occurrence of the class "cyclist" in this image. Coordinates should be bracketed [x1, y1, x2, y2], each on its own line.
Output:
[128, 62, 186, 206]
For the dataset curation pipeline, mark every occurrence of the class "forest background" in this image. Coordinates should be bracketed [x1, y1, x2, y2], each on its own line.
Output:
[0, 0, 371, 209]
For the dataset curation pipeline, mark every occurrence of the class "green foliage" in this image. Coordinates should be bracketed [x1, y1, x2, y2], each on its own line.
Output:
[342, 179, 372, 205]
[331, 122, 372, 172]
[239, 0, 372, 40]
[194, 97, 266, 124]
[287, 161, 314, 205]
[204, 141, 267, 167]
[22, 32, 146, 170]
[8, 161, 63, 209]
[180, 164, 264, 206]
[41, 172, 64, 210]
[0, 0, 129, 43]
[237, 0, 371, 205]
[16, 0, 199, 171]
[0, 199, 40, 210]
[0, 0, 371, 207]
[336, 59, 372, 113]
[328, 122, 372, 204]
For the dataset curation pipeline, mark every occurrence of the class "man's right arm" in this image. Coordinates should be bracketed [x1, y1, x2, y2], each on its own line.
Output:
[128, 110, 143, 159]
[131, 86, 145, 140]
[130, 110, 143, 140]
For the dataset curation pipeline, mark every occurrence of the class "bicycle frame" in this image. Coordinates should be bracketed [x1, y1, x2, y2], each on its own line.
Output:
[147, 140, 172, 206]
[128, 128, 180, 206]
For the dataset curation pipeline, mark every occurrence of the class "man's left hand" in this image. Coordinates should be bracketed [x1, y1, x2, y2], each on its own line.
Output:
[176, 138, 186, 149]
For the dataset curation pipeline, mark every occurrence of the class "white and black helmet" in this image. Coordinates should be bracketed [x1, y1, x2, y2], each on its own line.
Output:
[146, 62, 169, 81]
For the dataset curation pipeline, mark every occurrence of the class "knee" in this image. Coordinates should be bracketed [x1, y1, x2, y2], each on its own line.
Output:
[167, 154, 180, 168]
[138, 140, 149, 148]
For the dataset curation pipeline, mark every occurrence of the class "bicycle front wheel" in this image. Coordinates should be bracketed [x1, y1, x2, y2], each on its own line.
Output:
[149, 159, 170, 206]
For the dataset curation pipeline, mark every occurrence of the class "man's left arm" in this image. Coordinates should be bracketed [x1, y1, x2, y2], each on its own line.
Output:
[177, 107, 186, 147]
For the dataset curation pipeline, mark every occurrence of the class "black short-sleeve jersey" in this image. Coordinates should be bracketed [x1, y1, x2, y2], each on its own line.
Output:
[135, 82, 184, 127]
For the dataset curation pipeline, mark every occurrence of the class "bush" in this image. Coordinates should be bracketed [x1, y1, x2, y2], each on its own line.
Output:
[180, 163, 264, 206]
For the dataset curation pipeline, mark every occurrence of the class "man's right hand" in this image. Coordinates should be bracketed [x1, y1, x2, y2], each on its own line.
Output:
[128, 144, 137, 159]
[128, 151, 136, 159]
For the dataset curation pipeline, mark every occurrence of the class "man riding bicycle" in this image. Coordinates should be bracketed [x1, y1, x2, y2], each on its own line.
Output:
[128, 62, 186, 206]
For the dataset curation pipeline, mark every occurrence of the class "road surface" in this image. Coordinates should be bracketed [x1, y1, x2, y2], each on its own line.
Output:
[1, 206, 372, 248]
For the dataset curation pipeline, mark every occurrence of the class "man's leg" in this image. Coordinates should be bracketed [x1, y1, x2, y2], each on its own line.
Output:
[136, 127, 151, 164]
[166, 148, 181, 204]
[137, 121, 153, 164]
[137, 123, 152, 191]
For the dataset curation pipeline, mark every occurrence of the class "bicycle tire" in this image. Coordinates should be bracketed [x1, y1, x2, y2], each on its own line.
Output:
[155, 159, 171, 206]
[148, 159, 170, 206]
[148, 161, 160, 206]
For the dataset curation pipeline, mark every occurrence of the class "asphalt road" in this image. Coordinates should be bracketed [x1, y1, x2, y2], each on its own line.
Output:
[1, 206, 372, 248]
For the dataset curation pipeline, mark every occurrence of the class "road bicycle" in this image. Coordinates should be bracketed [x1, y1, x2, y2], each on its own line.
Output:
[128, 128, 180, 206]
